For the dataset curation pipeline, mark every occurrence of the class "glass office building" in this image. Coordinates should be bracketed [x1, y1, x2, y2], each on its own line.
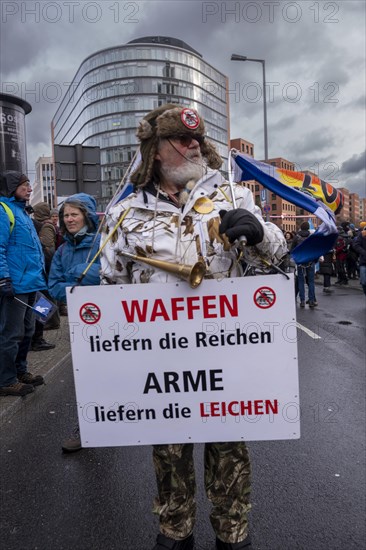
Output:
[52, 36, 229, 209]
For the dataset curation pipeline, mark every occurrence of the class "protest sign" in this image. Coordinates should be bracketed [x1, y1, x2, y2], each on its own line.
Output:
[66, 274, 300, 447]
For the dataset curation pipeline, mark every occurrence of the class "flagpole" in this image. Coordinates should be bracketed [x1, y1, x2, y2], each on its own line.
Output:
[231, 54, 269, 220]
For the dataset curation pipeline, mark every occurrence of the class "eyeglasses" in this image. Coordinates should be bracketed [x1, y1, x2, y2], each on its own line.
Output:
[167, 134, 205, 147]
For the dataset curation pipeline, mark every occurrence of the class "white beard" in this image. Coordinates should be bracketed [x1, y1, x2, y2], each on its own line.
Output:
[160, 157, 207, 189]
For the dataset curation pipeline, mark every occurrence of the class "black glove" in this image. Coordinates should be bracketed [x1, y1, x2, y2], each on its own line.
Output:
[219, 209, 264, 246]
[0, 278, 14, 298]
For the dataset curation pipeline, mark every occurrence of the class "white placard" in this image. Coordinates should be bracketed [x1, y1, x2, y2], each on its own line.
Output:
[66, 274, 300, 447]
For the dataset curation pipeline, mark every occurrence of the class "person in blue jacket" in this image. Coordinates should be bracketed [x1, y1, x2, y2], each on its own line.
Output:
[0, 171, 47, 397]
[48, 192, 101, 452]
[48, 193, 101, 304]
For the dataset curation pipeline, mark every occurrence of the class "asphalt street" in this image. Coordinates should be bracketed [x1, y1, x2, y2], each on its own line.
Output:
[0, 281, 365, 550]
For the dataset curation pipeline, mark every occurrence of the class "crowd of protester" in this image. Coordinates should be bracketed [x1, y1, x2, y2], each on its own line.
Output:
[0, 173, 102, 399]
[0, 172, 364, 405]
[282, 219, 366, 304]
[1, 99, 364, 550]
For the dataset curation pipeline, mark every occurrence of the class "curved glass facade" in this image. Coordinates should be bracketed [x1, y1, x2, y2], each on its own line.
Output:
[52, 38, 229, 209]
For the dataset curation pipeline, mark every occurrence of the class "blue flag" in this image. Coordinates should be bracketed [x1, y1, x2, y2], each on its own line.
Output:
[33, 292, 57, 324]
[231, 151, 339, 264]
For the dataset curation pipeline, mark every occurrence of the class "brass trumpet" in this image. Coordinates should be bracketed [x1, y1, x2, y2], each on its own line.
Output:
[121, 251, 206, 288]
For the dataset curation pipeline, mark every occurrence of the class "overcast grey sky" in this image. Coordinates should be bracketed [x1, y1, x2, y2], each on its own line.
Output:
[1, 0, 365, 197]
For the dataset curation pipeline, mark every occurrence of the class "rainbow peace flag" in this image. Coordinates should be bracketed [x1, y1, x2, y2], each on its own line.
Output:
[231, 152, 341, 263]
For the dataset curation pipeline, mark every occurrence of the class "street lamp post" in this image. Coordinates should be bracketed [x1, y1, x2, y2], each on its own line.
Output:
[231, 54, 269, 219]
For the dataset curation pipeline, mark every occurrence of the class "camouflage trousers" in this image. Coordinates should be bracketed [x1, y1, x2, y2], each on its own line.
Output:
[152, 442, 251, 543]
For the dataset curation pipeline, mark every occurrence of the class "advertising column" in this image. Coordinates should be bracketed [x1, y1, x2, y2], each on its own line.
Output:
[0, 94, 32, 173]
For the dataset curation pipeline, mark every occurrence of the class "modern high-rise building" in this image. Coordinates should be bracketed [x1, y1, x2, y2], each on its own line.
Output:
[51, 36, 230, 210]
[31, 155, 56, 207]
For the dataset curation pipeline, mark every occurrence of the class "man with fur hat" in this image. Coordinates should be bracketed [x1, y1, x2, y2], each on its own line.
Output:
[100, 104, 287, 549]
[0, 171, 47, 397]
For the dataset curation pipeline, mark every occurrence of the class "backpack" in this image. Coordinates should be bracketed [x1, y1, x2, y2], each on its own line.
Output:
[0, 202, 15, 233]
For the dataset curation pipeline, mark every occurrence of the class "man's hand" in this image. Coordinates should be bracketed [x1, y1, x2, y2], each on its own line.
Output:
[219, 209, 264, 246]
[0, 278, 14, 298]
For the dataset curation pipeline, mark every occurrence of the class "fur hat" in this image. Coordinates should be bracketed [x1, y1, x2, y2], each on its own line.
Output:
[130, 104, 222, 189]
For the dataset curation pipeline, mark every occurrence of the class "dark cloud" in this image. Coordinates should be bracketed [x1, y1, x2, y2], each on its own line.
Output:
[341, 151, 366, 174]
[341, 172, 366, 198]
[289, 128, 337, 156]
[269, 116, 296, 133]
[312, 63, 349, 89]
[1, 0, 365, 197]
[346, 95, 366, 110]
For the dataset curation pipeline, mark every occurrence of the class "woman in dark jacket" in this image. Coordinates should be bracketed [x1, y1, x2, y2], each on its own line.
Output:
[284, 231, 294, 249]
[48, 193, 101, 303]
[48, 193, 101, 453]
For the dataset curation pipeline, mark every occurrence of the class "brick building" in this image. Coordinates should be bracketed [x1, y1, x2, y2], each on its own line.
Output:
[336, 188, 350, 224]
[230, 138, 254, 157]
[349, 193, 360, 225]
[359, 198, 366, 224]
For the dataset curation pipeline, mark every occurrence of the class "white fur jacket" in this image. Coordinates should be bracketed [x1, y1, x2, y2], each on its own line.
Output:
[100, 170, 287, 285]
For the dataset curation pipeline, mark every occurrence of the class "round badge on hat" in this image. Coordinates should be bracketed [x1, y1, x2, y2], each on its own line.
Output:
[181, 108, 200, 129]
